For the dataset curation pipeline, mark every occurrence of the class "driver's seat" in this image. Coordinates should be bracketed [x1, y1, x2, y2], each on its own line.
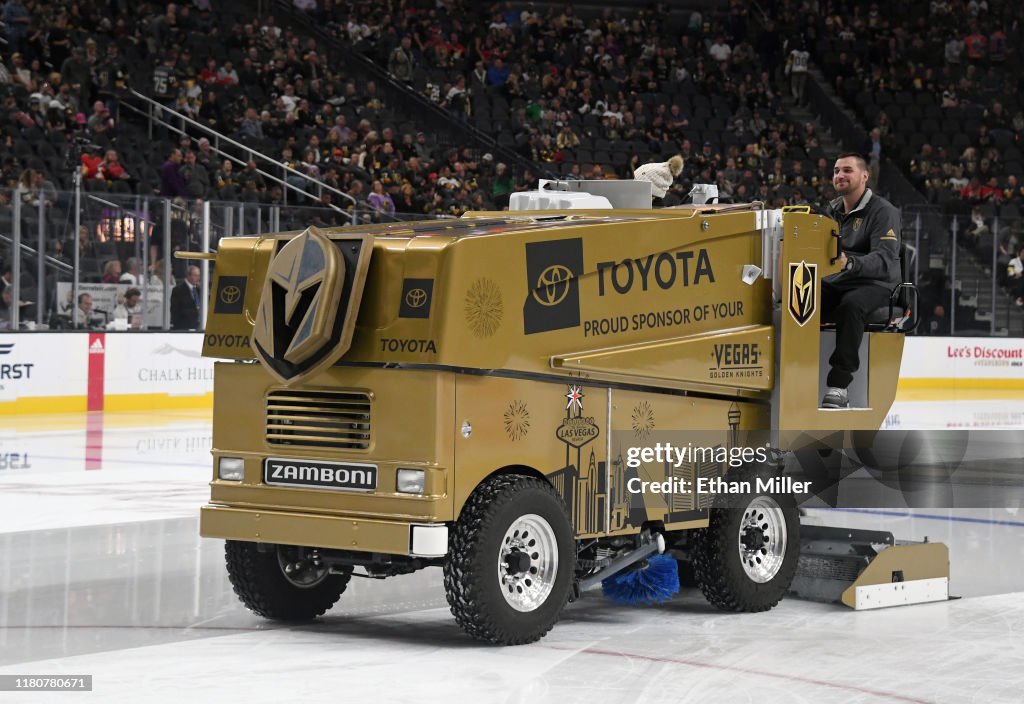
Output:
[865, 242, 919, 332]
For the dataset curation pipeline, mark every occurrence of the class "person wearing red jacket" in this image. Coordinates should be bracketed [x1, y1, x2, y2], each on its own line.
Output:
[80, 152, 103, 180]
[99, 150, 131, 182]
[977, 176, 1002, 204]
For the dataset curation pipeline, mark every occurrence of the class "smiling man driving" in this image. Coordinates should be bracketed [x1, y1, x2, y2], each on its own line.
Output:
[820, 152, 902, 409]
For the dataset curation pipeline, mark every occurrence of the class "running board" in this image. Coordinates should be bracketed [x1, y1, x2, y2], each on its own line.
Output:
[788, 524, 950, 609]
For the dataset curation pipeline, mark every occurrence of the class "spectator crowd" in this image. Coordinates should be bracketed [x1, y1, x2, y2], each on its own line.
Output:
[1, 0, 866, 222]
[800, 0, 1023, 307]
[308, 0, 842, 207]
[1, 0, 1023, 323]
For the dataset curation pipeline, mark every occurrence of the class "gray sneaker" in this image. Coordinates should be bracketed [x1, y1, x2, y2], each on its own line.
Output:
[821, 387, 849, 409]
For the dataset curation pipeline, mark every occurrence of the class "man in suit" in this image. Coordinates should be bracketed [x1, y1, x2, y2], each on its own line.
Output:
[170, 265, 202, 330]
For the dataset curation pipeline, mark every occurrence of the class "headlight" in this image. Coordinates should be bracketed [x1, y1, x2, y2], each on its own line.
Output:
[218, 457, 245, 481]
[396, 468, 425, 494]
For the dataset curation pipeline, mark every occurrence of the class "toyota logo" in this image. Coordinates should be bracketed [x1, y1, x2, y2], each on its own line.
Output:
[532, 264, 572, 307]
[405, 288, 428, 308]
[220, 285, 241, 304]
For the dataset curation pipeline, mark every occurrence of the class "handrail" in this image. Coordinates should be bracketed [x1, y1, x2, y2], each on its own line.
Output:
[0, 232, 73, 274]
[84, 192, 197, 223]
[120, 92, 354, 215]
[83, 192, 127, 211]
[82, 190, 194, 216]
[745, 0, 770, 23]
[120, 90, 360, 223]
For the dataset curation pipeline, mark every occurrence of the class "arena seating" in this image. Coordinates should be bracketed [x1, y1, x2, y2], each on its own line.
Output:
[1, 0, 846, 218]
[0, 0, 1020, 329]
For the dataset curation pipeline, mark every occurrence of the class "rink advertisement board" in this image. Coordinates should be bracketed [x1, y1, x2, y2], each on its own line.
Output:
[1, 334, 1020, 415]
[897, 337, 1024, 387]
[102, 333, 214, 409]
[0, 333, 213, 414]
[0, 334, 89, 411]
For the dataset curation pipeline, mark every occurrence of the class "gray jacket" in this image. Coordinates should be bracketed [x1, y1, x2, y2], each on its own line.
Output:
[826, 188, 901, 289]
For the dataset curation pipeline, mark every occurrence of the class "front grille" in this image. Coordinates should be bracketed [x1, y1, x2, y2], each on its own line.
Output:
[265, 389, 371, 450]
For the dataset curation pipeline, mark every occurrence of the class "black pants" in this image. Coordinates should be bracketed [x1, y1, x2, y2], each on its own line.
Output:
[821, 280, 891, 389]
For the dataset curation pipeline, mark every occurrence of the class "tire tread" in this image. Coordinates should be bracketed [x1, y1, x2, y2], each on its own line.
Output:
[444, 474, 573, 645]
[225, 540, 351, 621]
[692, 470, 799, 613]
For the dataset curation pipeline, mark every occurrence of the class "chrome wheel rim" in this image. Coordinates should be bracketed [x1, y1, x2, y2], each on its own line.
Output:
[737, 496, 787, 583]
[277, 546, 330, 588]
[498, 514, 558, 612]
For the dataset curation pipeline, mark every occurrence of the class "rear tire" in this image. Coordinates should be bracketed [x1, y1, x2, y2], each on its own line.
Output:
[225, 541, 352, 621]
[444, 475, 575, 645]
[692, 472, 799, 612]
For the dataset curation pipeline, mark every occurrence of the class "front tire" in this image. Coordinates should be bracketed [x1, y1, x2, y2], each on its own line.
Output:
[225, 541, 352, 621]
[444, 474, 575, 645]
[692, 473, 799, 612]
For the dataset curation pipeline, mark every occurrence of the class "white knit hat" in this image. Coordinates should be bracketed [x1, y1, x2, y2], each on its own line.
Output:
[633, 155, 684, 198]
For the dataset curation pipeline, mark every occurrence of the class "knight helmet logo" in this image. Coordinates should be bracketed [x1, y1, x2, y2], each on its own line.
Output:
[788, 260, 817, 327]
[251, 227, 346, 384]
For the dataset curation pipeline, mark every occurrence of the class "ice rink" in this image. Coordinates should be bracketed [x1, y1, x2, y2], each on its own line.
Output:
[1, 400, 1023, 703]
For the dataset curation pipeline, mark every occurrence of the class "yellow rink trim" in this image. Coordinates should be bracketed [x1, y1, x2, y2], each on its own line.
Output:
[0, 392, 214, 415]
[896, 377, 1024, 401]
[103, 392, 214, 412]
[898, 377, 1024, 389]
[0, 395, 88, 415]
[0, 408, 212, 431]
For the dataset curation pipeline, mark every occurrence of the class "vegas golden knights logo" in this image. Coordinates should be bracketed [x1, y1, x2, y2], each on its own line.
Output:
[788, 260, 817, 327]
[252, 227, 346, 385]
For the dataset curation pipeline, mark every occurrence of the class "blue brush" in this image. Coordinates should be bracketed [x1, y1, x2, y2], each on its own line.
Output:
[601, 554, 680, 605]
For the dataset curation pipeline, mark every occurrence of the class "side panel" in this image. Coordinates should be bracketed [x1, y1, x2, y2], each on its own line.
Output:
[453, 375, 609, 538]
[203, 236, 274, 359]
[453, 374, 769, 539]
[436, 212, 773, 379]
[608, 391, 769, 536]
[553, 324, 774, 392]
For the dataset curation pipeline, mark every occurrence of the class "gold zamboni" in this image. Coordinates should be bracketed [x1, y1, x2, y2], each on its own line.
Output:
[191, 179, 949, 644]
